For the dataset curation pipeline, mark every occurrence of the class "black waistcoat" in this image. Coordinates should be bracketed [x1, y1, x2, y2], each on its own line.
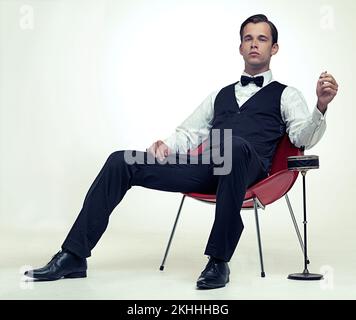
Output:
[210, 81, 287, 171]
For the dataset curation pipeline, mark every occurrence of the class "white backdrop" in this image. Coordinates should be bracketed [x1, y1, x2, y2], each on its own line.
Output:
[0, 0, 355, 257]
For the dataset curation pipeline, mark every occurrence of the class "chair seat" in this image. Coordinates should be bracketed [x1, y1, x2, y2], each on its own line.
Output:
[184, 169, 298, 209]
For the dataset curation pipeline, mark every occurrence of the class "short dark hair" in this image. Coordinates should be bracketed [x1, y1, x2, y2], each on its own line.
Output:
[240, 14, 278, 45]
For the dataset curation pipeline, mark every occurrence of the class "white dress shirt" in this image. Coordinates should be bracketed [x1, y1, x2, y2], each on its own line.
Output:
[164, 70, 327, 154]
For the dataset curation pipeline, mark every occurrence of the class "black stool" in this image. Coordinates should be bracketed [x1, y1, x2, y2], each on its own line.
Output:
[287, 155, 323, 281]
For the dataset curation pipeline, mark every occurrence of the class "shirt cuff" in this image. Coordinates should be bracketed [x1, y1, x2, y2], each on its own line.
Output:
[312, 106, 327, 126]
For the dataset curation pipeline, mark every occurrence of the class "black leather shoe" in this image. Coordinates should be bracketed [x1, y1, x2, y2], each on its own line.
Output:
[196, 257, 230, 289]
[24, 250, 87, 281]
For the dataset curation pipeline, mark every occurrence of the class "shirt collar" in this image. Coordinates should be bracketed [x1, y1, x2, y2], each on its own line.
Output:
[241, 70, 273, 87]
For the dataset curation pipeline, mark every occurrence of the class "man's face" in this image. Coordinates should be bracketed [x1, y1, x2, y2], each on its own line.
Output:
[239, 22, 279, 71]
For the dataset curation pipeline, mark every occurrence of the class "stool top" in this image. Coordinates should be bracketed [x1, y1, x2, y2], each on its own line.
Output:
[287, 155, 319, 171]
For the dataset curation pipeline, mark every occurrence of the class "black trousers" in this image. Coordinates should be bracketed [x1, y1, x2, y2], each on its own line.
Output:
[61, 136, 267, 262]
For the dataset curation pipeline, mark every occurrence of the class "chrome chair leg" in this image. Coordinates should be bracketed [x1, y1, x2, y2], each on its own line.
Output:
[285, 194, 310, 264]
[253, 198, 266, 278]
[159, 195, 186, 271]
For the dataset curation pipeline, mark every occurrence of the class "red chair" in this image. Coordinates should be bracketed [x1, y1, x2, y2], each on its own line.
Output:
[159, 134, 306, 277]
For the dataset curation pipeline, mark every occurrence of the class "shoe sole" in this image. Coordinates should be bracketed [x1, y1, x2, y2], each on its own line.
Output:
[25, 271, 87, 281]
[196, 278, 229, 290]
[63, 271, 87, 279]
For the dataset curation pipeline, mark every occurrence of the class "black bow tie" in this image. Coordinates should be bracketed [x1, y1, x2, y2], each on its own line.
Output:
[240, 75, 264, 87]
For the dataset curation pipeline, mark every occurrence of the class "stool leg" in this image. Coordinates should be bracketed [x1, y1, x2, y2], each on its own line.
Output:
[253, 198, 265, 278]
[159, 195, 186, 271]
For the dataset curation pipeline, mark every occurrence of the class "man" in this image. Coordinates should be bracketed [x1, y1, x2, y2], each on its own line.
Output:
[25, 14, 338, 289]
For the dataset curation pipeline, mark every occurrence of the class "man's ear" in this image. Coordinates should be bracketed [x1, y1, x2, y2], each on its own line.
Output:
[271, 43, 279, 56]
[239, 43, 243, 55]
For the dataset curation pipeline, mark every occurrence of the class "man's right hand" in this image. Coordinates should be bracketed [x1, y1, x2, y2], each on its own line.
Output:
[146, 140, 171, 161]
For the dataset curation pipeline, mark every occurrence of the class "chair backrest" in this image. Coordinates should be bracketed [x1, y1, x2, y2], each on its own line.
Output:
[187, 140, 209, 157]
[269, 135, 303, 175]
[241, 134, 304, 208]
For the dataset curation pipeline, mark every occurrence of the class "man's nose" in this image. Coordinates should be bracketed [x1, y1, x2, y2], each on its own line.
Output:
[250, 40, 258, 49]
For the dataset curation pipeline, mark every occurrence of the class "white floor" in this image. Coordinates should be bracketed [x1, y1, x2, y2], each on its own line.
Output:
[1, 221, 356, 300]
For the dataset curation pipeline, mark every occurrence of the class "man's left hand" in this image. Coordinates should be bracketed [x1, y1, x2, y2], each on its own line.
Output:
[316, 71, 339, 113]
